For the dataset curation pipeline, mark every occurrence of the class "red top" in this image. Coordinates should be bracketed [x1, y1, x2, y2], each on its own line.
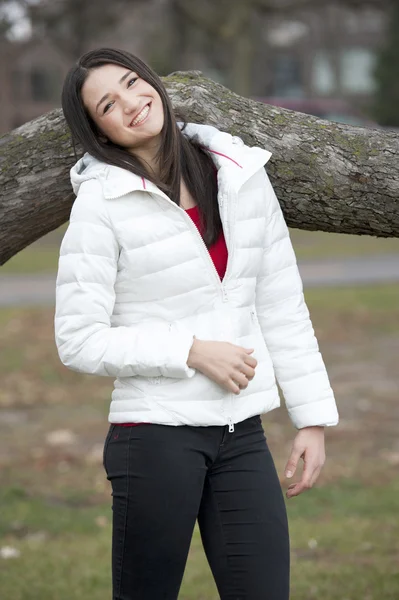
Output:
[118, 204, 228, 427]
[185, 204, 228, 281]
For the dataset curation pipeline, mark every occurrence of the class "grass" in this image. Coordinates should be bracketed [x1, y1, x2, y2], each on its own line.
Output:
[1, 481, 398, 599]
[1, 225, 399, 275]
[305, 283, 399, 311]
[1, 247, 61, 274]
[289, 228, 399, 261]
[1, 284, 399, 598]
[0, 225, 67, 275]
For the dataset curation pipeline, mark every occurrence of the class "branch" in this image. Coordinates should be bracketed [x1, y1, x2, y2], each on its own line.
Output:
[0, 71, 398, 265]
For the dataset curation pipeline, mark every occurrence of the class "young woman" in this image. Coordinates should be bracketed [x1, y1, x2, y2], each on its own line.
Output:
[57, 47, 339, 600]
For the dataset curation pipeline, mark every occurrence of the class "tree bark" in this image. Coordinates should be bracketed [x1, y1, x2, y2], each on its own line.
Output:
[0, 71, 398, 266]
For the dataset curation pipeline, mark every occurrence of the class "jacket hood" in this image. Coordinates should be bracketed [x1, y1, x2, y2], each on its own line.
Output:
[70, 122, 272, 197]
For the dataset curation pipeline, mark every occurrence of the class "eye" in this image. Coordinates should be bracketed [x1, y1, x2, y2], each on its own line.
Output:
[102, 77, 138, 114]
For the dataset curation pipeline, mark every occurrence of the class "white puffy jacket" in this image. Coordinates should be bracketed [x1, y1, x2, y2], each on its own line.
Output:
[55, 122, 339, 432]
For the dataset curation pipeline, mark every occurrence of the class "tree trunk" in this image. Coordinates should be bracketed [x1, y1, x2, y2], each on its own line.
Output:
[0, 71, 398, 266]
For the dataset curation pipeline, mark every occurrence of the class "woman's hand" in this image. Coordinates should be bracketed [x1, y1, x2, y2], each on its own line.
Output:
[187, 337, 257, 394]
[284, 426, 326, 499]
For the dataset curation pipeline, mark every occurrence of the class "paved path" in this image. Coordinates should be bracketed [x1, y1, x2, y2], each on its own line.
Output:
[0, 254, 398, 307]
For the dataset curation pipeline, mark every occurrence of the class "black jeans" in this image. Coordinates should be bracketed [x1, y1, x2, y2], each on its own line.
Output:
[103, 415, 290, 599]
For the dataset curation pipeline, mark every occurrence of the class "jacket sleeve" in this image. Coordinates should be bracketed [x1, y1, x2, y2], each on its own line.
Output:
[54, 182, 196, 379]
[255, 169, 339, 429]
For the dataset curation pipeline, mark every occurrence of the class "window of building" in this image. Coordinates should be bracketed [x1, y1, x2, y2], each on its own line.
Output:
[312, 50, 336, 95]
[272, 54, 303, 97]
[30, 68, 61, 102]
[267, 20, 309, 47]
[340, 47, 377, 94]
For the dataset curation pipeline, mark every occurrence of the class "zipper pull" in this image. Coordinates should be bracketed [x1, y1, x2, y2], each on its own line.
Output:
[228, 417, 235, 433]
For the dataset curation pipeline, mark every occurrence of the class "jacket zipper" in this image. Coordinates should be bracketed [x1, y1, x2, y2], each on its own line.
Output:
[177, 191, 233, 296]
[107, 186, 236, 432]
[168, 190, 236, 433]
[108, 187, 233, 299]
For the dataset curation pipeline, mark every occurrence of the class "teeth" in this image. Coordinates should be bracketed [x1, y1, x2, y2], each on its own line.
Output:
[131, 104, 150, 126]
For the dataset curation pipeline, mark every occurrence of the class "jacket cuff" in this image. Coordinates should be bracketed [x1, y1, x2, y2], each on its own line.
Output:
[288, 398, 339, 429]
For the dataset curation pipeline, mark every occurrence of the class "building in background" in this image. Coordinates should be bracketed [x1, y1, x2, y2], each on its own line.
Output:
[0, 38, 69, 133]
[0, 0, 155, 135]
[0, 2, 389, 135]
[258, 4, 387, 113]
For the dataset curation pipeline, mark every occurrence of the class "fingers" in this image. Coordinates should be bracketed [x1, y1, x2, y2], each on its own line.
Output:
[230, 362, 257, 394]
[286, 459, 313, 498]
[241, 364, 256, 381]
[285, 462, 323, 499]
[243, 353, 257, 369]
[286, 477, 312, 499]
[284, 447, 302, 479]
[232, 371, 250, 393]
[228, 379, 241, 395]
[284, 431, 326, 499]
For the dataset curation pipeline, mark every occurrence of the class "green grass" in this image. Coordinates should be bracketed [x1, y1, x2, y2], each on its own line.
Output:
[304, 284, 399, 337]
[305, 283, 399, 312]
[1, 480, 399, 599]
[1, 247, 60, 274]
[1, 226, 399, 275]
[0, 225, 66, 274]
[1, 285, 399, 598]
[290, 228, 399, 260]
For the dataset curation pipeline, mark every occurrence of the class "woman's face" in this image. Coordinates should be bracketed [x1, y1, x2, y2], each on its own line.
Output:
[81, 63, 164, 155]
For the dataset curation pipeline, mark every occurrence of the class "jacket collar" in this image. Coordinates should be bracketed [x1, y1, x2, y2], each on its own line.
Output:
[70, 122, 272, 199]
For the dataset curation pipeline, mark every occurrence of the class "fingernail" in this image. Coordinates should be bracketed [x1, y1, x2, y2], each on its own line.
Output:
[286, 471, 293, 478]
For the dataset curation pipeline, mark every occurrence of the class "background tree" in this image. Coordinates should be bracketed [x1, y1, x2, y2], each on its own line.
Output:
[27, 0, 144, 59]
[372, 0, 399, 126]
[172, 0, 393, 97]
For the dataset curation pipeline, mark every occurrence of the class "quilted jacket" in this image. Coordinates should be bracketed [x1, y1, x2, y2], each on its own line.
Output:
[54, 122, 339, 432]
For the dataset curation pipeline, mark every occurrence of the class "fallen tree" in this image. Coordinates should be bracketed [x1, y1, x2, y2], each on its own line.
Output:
[0, 71, 398, 266]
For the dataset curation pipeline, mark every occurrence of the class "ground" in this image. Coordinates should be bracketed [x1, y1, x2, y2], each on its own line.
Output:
[0, 284, 399, 599]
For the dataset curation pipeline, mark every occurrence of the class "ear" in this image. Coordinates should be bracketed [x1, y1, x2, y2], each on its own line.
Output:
[98, 133, 108, 143]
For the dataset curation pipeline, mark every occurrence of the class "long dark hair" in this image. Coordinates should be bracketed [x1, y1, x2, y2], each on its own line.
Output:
[61, 47, 221, 248]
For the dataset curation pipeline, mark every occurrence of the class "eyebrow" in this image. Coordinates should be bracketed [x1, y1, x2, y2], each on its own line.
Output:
[95, 71, 135, 113]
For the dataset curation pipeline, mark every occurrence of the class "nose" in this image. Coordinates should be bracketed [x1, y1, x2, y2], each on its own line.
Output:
[123, 95, 140, 115]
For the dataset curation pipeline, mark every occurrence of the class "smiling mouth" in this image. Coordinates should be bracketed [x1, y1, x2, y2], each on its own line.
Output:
[130, 102, 151, 127]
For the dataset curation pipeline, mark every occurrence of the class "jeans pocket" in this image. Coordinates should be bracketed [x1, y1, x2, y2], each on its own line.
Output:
[102, 424, 115, 473]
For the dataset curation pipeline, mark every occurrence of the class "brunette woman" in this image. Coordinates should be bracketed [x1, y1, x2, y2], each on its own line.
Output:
[57, 47, 339, 600]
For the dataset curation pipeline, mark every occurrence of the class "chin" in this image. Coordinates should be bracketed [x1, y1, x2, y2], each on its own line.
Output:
[136, 124, 164, 143]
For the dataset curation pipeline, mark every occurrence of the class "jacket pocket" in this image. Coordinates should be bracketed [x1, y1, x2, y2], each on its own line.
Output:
[250, 306, 260, 326]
